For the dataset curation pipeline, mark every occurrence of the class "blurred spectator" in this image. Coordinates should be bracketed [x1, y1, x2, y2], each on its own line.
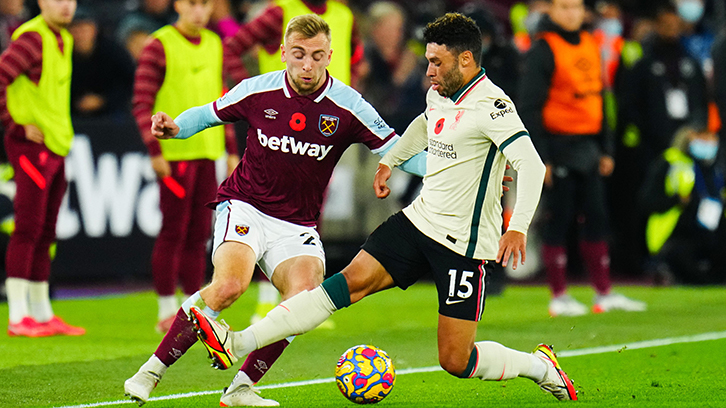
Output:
[207, 0, 245, 40]
[640, 126, 725, 285]
[714, 27, 726, 158]
[223, 0, 363, 86]
[461, 2, 521, 97]
[510, 0, 550, 53]
[593, 0, 624, 91]
[607, 16, 654, 277]
[519, 0, 645, 317]
[620, 4, 708, 163]
[117, 0, 176, 61]
[0, 0, 27, 52]
[69, 7, 135, 118]
[359, 1, 424, 133]
[676, 0, 714, 78]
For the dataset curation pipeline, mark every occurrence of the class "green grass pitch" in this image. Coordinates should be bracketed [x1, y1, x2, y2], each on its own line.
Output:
[1, 283, 725, 408]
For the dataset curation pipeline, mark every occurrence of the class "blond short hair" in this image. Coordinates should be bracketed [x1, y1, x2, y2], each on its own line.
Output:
[284, 14, 331, 43]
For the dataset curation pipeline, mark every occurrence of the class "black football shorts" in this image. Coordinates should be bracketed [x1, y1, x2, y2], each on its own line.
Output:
[361, 211, 492, 321]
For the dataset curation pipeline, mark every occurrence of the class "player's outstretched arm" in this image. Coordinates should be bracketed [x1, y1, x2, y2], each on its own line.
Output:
[165, 103, 226, 140]
[378, 113, 429, 177]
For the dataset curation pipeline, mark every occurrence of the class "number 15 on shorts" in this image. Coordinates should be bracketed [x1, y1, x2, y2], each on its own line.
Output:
[447, 269, 474, 305]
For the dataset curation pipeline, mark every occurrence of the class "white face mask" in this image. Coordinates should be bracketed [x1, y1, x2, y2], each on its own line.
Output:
[598, 18, 622, 36]
[524, 11, 542, 34]
[678, 0, 704, 24]
[689, 138, 719, 161]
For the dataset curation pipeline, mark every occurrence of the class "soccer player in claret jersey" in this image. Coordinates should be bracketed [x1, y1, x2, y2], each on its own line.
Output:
[191, 13, 578, 401]
[124, 14, 425, 407]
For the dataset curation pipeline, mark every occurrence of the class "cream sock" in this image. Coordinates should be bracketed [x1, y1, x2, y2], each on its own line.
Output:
[472, 341, 548, 382]
[157, 295, 178, 321]
[28, 281, 54, 323]
[232, 286, 336, 357]
[6, 278, 29, 324]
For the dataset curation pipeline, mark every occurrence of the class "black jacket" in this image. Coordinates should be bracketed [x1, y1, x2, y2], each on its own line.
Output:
[619, 35, 708, 162]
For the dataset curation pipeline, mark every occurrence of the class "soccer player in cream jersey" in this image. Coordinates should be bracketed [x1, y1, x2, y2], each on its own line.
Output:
[192, 13, 578, 401]
[124, 14, 425, 407]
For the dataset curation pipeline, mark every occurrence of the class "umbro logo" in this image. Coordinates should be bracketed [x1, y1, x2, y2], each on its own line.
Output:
[264, 109, 278, 119]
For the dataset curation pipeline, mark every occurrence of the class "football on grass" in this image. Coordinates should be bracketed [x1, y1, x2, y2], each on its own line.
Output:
[335, 344, 396, 404]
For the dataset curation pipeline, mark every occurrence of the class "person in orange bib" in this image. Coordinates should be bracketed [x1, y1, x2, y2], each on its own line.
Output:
[518, 0, 645, 317]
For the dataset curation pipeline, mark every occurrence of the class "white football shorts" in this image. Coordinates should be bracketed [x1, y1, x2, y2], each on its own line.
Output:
[212, 200, 326, 278]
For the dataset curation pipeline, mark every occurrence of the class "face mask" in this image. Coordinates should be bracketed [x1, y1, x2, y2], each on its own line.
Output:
[598, 18, 622, 36]
[524, 11, 542, 34]
[689, 139, 718, 161]
[678, 0, 704, 24]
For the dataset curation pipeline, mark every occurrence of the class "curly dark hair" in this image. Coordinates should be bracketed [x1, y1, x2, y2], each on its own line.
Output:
[423, 13, 482, 66]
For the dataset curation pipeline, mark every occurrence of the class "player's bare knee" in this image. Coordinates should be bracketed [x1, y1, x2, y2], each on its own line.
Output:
[211, 277, 248, 303]
[439, 354, 468, 377]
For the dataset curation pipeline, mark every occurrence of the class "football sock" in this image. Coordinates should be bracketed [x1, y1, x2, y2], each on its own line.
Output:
[579, 240, 612, 295]
[321, 273, 351, 309]
[239, 337, 292, 383]
[181, 291, 220, 319]
[6, 277, 29, 324]
[234, 286, 337, 357]
[542, 244, 568, 297]
[157, 295, 178, 321]
[470, 341, 547, 382]
[28, 280, 53, 323]
[154, 308, 201, 367]
[140, 355, 168, 377]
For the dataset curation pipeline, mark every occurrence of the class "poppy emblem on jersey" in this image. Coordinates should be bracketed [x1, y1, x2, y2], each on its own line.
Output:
[319, 115, 339, 137]
[434, 118, 445, 135]
[290, 112, 307, 131]
[235, 225, 250, 236]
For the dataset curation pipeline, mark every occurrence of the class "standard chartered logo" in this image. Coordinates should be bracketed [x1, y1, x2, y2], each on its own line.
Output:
[257, 129, 333, 161]
[428, 139, 457, 159]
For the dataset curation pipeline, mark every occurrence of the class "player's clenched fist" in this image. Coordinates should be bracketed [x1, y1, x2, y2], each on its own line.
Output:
[150, 111, 180, 139]
[373, 163, 392, 199]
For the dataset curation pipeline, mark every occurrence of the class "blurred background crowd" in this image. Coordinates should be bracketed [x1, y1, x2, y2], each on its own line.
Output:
[0, 0, 725, 300]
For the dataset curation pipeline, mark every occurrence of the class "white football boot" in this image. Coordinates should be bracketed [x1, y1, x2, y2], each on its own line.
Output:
[548, 295, 588, 317]
[220, 371, 279, 407]
[124, 356, 167, 406]
[533, 344, 577, 401]
[593, 293, 647, 313]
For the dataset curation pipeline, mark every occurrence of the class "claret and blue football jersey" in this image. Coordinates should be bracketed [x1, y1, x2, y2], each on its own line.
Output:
[212, 70, 396, 226]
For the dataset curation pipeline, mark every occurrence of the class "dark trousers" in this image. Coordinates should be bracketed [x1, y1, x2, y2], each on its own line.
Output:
[540, 166, 610, 244]
[5, 136, 66, 282]
[540, 165, 612, 295]
[152, 159, 217, 296]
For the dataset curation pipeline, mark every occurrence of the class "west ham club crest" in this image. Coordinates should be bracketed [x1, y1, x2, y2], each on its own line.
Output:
[319, 114, 339, 137]
[235, 225, 250, 236]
